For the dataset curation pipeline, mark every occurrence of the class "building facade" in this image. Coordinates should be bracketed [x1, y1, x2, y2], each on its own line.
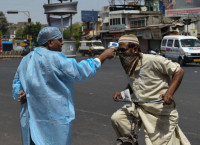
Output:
[81, 0, 200, 52]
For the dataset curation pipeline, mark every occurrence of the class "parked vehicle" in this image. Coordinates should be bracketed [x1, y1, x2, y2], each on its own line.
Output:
[2, 41, 13, 51]
[78, 40, 105, 56]
[14, 46, 24, 52]
[21, 46, 31, 56]
[160, 35, 200, 66]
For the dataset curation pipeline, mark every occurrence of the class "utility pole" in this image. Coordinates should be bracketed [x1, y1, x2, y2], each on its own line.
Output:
[27, 17, 32, 50]
[183, 14, 191, 36]
[70, 0, 73, 41]
[92, 10, 95, 40]
[48, 0, 51, 26]
[187, 14, 189, 36]
[0, 36, 2, 53]
[60, 0, 64, 37]
[7, 11, 32, 48]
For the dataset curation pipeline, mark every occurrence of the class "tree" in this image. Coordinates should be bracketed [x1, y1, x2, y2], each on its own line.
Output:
[15, 28, 25, 39]
[63, 22, 83, 47]
[0, 12, 8, 35]
[18, 22, 42, 46]
[27, 22, 42, 46]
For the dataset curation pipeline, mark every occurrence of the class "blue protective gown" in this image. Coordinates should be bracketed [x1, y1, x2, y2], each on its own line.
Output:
[12, 47, 101, 145]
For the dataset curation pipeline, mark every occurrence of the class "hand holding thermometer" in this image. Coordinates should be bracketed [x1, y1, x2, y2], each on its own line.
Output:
[108, 42, 119, 57]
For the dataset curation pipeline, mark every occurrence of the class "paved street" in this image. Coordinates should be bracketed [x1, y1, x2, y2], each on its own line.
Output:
[0, 56, 200, 145]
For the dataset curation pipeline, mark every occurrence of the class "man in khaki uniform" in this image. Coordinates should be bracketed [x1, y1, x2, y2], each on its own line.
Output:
[111, 35, 190, 145]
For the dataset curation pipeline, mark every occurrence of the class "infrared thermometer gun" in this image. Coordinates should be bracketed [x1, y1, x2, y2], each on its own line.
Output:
[108, 42, 119, 57]
[108, 42, 119, 48]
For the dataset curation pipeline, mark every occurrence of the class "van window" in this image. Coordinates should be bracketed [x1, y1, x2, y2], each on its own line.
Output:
[93, 42, 103, 46]
[174, 40, 179, 48]
[181, 39, 200, 47]
[195, 40, 200, 47]
[81, 42, 86, 46]
[161, 39, 167, 46]
[86, 42, 92, 46]
[167, 40, 173, 47]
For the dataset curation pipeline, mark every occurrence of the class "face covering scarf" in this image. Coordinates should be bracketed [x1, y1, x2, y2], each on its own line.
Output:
[118, 52, 140, 76]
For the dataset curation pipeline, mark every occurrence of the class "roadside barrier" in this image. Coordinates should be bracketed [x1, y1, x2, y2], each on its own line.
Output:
[0, 51, 23, 58]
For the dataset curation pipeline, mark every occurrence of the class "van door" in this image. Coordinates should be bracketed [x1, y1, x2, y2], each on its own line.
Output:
[173, 39, 180, 61]
[160, 39, 167, 56]
[165, 39, 174, 60]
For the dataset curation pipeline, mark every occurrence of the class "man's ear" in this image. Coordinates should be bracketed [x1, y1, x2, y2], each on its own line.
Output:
[47, 39, 52, 48]
[45, 39, 52, 50]
[132, 45, 139, 53]
[47, 39, 51, 45]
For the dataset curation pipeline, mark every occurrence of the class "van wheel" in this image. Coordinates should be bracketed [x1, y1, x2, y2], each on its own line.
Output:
[178, 58, 185, 66]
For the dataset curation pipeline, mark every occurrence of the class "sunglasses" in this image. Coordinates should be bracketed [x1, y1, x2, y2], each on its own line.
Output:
[117, 43, 137, 53]
[117, 48, 130, 53]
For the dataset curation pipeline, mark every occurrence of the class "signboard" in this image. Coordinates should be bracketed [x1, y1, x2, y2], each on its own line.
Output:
[129, 31, 143, 37]
[151, 29, 162, 40]
[10, 35, 15, 39]
[81, 11, 98, 22]
[165, 8, 200, 17]
[49, 15, 70, 28]
[109, 24, 126, 32]
[128, 0, 145, 6]
[163, 0, 176, 10]
[164, 0, 200, 10]
[27, 35, 32, 41]
[191, 29, 197, 37]
[185, 0, 192, 3]
[142, 30, 152, 39]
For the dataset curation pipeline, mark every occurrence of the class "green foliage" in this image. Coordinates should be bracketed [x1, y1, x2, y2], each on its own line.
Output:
[0, 12, 8, 35]
[29, 22, 42, 46]
[0, 31, 3, 36]
[18, 22, 42, 46]
[63, 22, 83, 47]
[15, 28, 25, 39]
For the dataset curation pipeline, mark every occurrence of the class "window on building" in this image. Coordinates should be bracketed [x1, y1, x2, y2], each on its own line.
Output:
[112, 19, 114, 25]
[122, 17, 126, 24]
[110, 19, 113, 25]
[110, 18, 121, 25]
[167, 40, 173, 47]
[117, 18, 120, 25]
[130, 19, 146, 28]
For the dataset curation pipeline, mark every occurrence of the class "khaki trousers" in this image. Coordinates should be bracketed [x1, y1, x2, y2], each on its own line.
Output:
[111, 104, 138, 138]
[111, 105, 190, 145]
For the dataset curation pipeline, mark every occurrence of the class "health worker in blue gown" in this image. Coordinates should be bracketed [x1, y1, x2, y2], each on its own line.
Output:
[12, 27, 116, 145]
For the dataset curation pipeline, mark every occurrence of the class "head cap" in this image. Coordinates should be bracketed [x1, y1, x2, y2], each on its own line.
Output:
[37, 27, 62, 46]
[118, 34, 139, 45]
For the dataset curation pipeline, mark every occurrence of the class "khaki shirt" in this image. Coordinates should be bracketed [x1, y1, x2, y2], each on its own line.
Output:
[126, 54, 191, 145]
[128, 53, 181, 101]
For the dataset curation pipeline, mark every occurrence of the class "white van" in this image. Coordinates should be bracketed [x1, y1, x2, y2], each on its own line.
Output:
[160, 35, 200, 66]
[78, 40, 105, 56]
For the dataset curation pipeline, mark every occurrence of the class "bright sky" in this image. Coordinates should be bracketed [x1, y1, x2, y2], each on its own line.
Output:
[0, 0, 109, 24]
